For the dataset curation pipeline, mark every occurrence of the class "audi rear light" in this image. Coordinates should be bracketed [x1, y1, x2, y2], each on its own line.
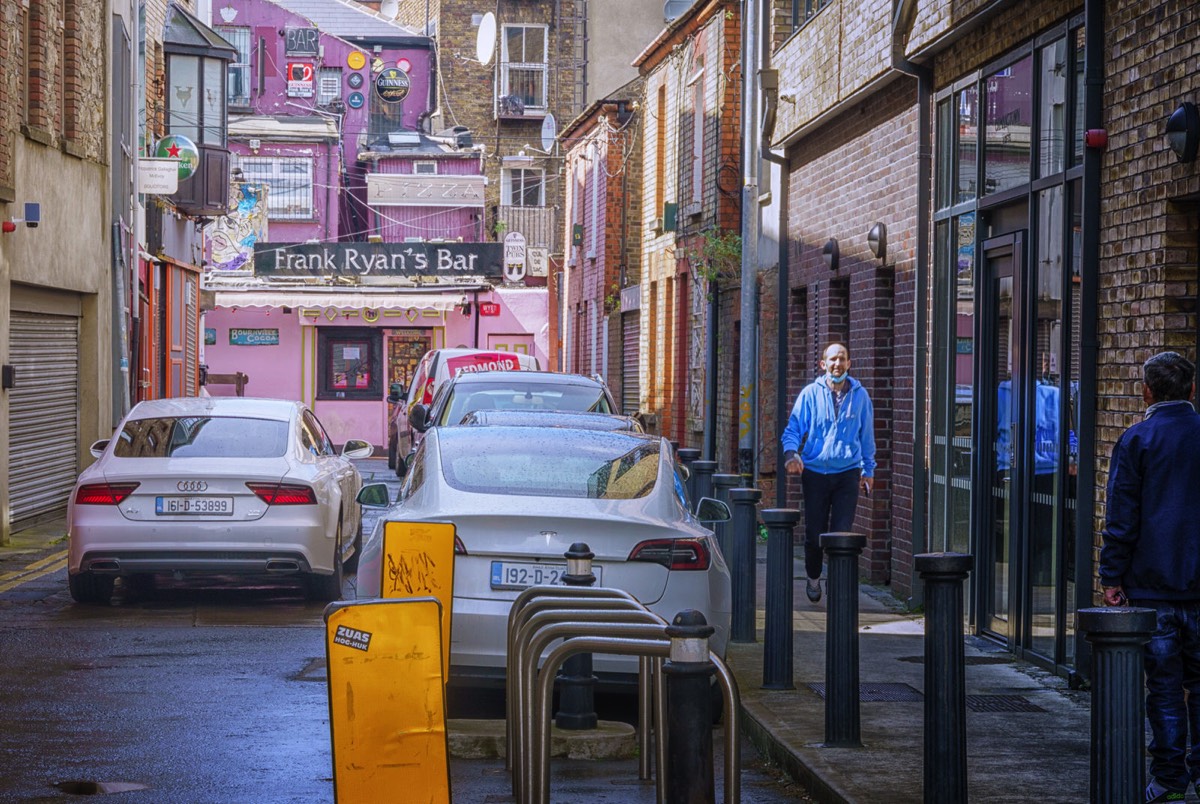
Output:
[75, 483, 140, 505]
[628, 537, 710, 570]
[454, 535, 467, 555]
[245, 483, 317, 505]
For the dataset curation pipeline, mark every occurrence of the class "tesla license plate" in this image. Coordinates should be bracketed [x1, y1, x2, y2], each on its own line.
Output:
[490, 561, 602, 590]
[155, 496, 234, 515]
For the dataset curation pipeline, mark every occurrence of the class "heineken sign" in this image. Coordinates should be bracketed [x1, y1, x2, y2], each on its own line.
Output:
[254, 242, 506, 278]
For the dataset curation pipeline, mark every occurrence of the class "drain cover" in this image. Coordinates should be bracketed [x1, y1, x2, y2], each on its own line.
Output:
[966, 694, 1047, 713]
[806, 682, 924, 702]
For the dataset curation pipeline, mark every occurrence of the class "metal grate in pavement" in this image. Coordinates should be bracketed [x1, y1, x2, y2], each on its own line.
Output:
[806, 682, 924, 702]
[966, 694, 1046, 713]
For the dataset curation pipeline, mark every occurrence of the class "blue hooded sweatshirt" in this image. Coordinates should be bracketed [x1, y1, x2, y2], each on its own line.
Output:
[780, 374, 876, 477]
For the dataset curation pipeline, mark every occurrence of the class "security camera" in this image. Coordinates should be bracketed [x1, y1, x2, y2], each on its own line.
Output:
[24, 203, 39, 228]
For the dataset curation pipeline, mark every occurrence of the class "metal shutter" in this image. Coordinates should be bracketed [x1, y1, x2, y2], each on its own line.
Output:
[622, 311, 640, 416]
[8, 312, 80, 524]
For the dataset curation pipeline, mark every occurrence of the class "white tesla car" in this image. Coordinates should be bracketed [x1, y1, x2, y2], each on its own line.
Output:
[67, 397, 373, 604]
[355, 425, 731, 688]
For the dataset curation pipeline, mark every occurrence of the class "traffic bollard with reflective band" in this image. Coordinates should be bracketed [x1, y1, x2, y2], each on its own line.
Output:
[555, 543, 598, 730]
[730, 487, 762, 643]
[762, 508, 800, 689]
[711, 474, 741, 558]
[821, 531, 865, 746]
[916, 552, 973, 803]
[677, 447, 701, 501]
[325, 598, 449, 803]
[664, 610, 717, 804]
[691, 460, 717, 503]
[1080, 606, 1157, 804]
[381, 521, 456, 677]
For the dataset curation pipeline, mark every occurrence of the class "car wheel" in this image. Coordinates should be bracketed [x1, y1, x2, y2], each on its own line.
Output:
[308, 521, 345, 602]
[343, 519, 363, 574]
[387, 436, 397, 470]
[69, 572, 115, 605]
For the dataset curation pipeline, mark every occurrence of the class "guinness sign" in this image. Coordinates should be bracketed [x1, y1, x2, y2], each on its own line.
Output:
[375, 68, 411, 104]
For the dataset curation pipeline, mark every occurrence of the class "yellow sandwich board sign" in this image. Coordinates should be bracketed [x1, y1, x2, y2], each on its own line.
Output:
[325, 598, 450, 803]
[381, 521, 456, 676]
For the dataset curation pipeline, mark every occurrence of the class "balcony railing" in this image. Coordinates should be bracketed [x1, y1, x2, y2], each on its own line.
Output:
[495, 204, 557, 252]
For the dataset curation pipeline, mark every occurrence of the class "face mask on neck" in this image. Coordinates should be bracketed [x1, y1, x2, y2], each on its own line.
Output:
[828, 373, 847, 384]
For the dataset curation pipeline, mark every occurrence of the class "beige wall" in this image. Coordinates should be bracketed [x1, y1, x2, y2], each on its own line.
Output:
[587, 0, 664, 103]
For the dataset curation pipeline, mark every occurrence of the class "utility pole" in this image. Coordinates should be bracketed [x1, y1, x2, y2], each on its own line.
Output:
[736, 0, 760, 478]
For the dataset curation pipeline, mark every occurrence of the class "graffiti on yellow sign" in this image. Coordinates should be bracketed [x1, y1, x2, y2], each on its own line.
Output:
[382, 521, 456, 679]
[325, 598, 449, 803]
[739, 383, 754, 438]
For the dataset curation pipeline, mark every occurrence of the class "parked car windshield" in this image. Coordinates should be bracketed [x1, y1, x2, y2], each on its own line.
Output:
[437, 428, 658, 499]
[113, 416, 290, 458]
[439, 381, 613, 426]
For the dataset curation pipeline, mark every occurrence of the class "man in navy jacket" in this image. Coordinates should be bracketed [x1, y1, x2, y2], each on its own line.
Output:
[1100, 351, 1200, 803]
[780, 343, 876, 603]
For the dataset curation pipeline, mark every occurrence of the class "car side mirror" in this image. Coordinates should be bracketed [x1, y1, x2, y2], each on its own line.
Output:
[356, 483, 391, 508]
[695, 497, 731, 523]
[342, 439, 375, 459]
[410, 404, 430, 432]
[89, 439, 110, 458]
[387, 382, 405, 404]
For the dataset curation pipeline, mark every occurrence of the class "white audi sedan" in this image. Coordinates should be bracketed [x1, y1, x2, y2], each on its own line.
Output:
[67, 397, 373, 604]
[356, 425, 731, 689]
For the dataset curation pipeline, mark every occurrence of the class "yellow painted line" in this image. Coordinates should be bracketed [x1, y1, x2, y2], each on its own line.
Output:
[0, 549, 68, 581]
[0, 556, 68, 593]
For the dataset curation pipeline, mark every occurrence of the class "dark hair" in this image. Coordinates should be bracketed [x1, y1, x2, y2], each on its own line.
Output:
[1143, 352, 1196, 403]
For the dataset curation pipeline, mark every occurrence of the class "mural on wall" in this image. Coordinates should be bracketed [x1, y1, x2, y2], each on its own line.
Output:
[210, 181, 269, 271]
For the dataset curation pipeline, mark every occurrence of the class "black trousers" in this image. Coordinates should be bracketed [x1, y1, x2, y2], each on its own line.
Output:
[800, 468, 861, 580]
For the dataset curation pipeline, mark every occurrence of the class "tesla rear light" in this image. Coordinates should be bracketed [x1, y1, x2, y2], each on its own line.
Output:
[245, 482, 317, 505]
[75, 483, 140, 505]
[628, 537, 710, 570]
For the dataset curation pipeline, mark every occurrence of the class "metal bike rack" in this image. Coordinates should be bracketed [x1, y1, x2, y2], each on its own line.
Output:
[516, 617, 669, 803]
[512, 607, 668, 800]
[529, 634, 741, 804]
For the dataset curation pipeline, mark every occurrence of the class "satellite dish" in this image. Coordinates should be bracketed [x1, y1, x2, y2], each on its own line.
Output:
[476, 12, 496, 65]
[379, 0, 399, 20]
[540, 113, 557, 154]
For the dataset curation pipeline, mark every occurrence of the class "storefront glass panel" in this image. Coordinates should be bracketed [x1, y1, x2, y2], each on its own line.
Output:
[983, 55, 1032, 196]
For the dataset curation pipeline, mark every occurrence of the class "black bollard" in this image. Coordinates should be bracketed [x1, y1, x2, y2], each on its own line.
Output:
[677, 447, 701, 503]
[554, 542, 598, 730]
[729, 488, 762, 643]
[692, 460, 717, 503]
[711, 474, 741, 558]
[762, 509, 801, 689]
[820, 531, 865, 747]
[916, 552, 973, 803]
[1079, 606, 1157, 804]
[663, 609, 716, 804]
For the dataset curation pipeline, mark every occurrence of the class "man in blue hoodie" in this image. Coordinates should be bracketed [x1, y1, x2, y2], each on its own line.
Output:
[781, 343, 876, 603]
[1099, 351, 1200, 803]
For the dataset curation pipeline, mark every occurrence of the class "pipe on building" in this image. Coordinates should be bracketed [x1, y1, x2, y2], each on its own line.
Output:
[737, 0, 761, 479]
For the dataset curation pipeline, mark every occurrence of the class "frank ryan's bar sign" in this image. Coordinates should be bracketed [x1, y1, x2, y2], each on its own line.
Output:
[254, 242, 506, 278]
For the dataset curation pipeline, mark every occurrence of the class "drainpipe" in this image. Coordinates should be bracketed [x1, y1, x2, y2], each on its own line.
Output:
[1073, 0, 1104, 682]
[759, 62, 789, 506]
[737, 0, 761, 479]
[892, 0, 932, 606]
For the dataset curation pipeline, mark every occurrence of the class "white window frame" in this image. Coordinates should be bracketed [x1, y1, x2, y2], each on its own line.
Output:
[499, 24, 548, 112]
[220, 27, 252, 107]
[414, 161, 438, 175]
[317, 67, 341, 106]
[501, 167, 545, 207]
[238, 156, 315, 221]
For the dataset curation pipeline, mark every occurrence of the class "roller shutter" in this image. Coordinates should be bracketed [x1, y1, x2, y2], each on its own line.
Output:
[8, 312, 80, 524]
[622, 311, 640, 416]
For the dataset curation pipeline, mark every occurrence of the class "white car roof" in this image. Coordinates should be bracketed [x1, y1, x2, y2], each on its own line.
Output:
[126, 396, 301, 421]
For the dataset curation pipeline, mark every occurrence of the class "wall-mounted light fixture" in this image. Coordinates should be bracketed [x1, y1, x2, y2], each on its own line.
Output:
[822, 238, 839, 272]
[1166, 102, 1199, 163]
[2, 202, 40, 233]
[867, 222, 887, 263]
[461, 302, 472, 316]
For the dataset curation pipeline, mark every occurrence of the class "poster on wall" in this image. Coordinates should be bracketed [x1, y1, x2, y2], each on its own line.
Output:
[287, 63, 315, 97]
[210, 181, 269, 271]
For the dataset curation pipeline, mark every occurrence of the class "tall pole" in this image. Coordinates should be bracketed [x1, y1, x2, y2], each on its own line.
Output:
[737, 0, 760, 479]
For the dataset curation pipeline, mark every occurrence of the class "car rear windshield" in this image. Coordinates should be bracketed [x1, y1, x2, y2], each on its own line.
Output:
[113, 416, 290, 458]
[438, 429, 658, 499]
[440, 381, 612, 425]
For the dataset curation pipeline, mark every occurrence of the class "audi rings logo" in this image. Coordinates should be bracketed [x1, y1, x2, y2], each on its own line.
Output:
[177, 480, 209, 492]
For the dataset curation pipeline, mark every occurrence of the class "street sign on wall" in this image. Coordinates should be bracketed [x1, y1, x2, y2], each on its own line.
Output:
[503, 231, 526, 283]
[254, 241, 506, 279]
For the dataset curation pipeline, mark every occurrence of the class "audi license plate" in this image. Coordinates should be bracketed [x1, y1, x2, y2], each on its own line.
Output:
[155, 496, 234, 515]
[490, 561, 602, 590]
